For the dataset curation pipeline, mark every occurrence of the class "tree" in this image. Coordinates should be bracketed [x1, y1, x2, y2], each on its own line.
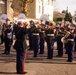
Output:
[62, 10, 66, 14]
[65, 12, 72, 22]
[11, 0, 34, 17]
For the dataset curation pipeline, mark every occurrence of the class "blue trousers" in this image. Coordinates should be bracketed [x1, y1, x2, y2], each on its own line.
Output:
[57, 40, 63, 56]
[67, 45, 74, 61]
[16, 49, 26, 73]
[32, 39, 39, 57]
[39, 39, 44, 54]
[47, 42, 54, 59]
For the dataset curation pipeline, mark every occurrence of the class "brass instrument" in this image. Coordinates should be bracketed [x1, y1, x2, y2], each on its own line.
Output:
[61, 31, 70, 43]
[47, 21, 55, 29]
[72, 15, 76, 25]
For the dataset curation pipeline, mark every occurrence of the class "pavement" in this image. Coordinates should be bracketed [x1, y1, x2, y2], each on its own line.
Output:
[0, 41, 76, 75]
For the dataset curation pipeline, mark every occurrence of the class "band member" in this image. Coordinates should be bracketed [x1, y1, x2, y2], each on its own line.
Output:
[45, 22, 55, 59]
[56, 27, 64, 57]
[74, 28, 76, 52]
[13, 21, 27, 74]
[66, 28, 75, 62]
[39, 23, 45, 54]
[0, 21, 2, 44]
[3, 18, 13, 54]
[1, 23, 5, 44]
[32, 23, 40, 57]
[28, 20, 35, 50]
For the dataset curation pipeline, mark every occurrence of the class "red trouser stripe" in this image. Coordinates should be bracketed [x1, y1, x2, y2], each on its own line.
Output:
[22, 49, 28, 73]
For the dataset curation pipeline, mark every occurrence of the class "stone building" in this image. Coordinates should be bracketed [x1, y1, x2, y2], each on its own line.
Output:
[0, 0, 54, 21]
[0, 0, 13, 20]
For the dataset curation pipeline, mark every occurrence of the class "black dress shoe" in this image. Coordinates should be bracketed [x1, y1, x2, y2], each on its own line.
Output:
[7, 53, 10, 54]
[56, 55, 62, 57]
[67, 60, 72, 62]
[17, 72, 27, 74]
[2, 52, 7, 54]
[33, 55, 37, 57]
[47, 57, 52, 59]
[39, 52, 44, 54]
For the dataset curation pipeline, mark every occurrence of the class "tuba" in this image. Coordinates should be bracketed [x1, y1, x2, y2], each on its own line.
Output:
[61, 31, 70, 43]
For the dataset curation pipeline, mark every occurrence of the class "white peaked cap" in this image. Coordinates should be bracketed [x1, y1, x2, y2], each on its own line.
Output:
[0, 14, 8, 23]
[17, 13, 26, 23]
[40, 14, 49, 21]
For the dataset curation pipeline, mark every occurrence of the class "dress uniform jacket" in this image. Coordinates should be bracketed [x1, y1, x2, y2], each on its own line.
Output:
[14, 26, 27, 50]
[28, 25, 35, 50]
[56, 29, 64, 57]
[39, 28, 45, 54]
[66, 33, 75, 62]
[14, 26, 27, 74]
[3, 25, 13, 54]
[45, 29, 55, 43]
[45, 28, 55, 59]
[32, 26, 40, 57]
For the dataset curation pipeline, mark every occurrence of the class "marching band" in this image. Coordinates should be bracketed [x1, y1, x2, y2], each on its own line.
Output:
[0, 13, 76, 74]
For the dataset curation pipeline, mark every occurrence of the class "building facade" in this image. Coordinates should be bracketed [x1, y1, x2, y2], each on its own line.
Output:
[0, 0, 54, 21]
[0, 0, 13, 20]
[28, 0, 54, 20]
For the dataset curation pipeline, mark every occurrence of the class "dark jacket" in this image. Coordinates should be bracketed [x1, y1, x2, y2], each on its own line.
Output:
[45, 28, 55, 43]
[13, 26, 27, 50]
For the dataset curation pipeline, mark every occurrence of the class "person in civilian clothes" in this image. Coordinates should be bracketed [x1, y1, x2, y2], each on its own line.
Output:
[13, 21, 27, 74]
[66, 28, 75, 62]
[3, 18, 13, 54]
[45, 22, 55, 59]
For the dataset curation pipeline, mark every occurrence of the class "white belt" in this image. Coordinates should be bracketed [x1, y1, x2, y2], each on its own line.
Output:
[47, 34, 54, 36]
[42, 31, 45, 33]
[33, 33, 39, 35]
[68, 39, 74, 41]
[57, 34, 64, 36]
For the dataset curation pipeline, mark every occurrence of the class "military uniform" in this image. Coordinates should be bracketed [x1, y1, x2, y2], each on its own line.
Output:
[56, 28, 64, 57]
[3, 25, 13, 54]
[28, 25, 35, 50]
[32, 26, 40, 57]
[45, 28, 55, 59]
[39, 28, 45, 54]
[74, 29, 76, 52]
[66, 33, 74, 62]
[1, 23, 6, 44]
[14, 25, 27, 74]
